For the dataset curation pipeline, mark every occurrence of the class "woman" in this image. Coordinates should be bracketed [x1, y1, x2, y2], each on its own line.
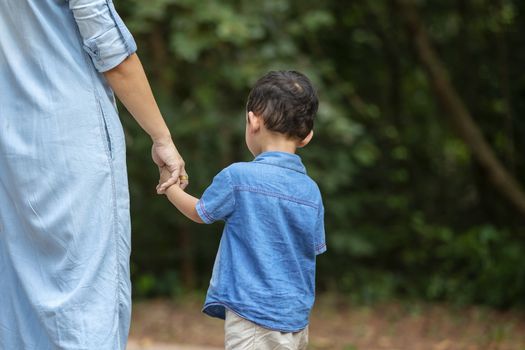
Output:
[0, 1, 184, 349]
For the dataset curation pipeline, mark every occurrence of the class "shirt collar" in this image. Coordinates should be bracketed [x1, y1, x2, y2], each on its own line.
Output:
[253, 151, 306, 174]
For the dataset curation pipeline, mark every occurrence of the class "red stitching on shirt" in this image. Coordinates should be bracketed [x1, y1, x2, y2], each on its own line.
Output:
[233, 186, 319, 209]
[199, 200, 214, 223]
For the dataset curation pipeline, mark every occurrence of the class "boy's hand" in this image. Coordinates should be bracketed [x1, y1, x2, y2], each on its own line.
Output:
[156, 166, 203, 223]
[158, 166, 179, 193]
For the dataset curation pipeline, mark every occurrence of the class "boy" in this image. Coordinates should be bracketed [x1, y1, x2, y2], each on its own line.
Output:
[159, 71, 326, 349]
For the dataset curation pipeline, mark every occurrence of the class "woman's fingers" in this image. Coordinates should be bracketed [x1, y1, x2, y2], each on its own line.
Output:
[152, 139, 188, 193]
[178, 169, 189, 190]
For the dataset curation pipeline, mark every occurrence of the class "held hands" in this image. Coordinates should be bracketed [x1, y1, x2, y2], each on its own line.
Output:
[152, 136, 188, 194]
[157, 162, 203, 224]
[158, 166, 175, 189]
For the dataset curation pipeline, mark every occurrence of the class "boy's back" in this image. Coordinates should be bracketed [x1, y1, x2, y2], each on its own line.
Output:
[160, 70, 324, 348]
[196, 151, 326, 332]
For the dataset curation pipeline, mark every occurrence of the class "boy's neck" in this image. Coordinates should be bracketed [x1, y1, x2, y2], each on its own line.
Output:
[255, 135, 298, 156]
[258, 143, 297, 155]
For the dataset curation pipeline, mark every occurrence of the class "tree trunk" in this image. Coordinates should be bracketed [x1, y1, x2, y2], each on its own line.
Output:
[395, 0, 525, 217]
[493, 0, 516, 172]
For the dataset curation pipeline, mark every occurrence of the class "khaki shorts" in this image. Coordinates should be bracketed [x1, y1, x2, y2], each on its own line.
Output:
[224, 310, 309, 350]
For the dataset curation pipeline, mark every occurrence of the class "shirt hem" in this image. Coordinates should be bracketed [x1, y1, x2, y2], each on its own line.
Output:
[202, 301, 309, 333]
[315, 243, 327, 255]
[196, 200, 213, 224]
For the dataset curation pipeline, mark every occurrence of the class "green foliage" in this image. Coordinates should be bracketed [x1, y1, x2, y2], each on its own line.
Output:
[116, 0, 525, 307]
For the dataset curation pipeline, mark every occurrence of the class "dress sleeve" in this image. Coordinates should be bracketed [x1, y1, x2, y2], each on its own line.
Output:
[196, 168, 236, 224]
[67, 0, 137, 72]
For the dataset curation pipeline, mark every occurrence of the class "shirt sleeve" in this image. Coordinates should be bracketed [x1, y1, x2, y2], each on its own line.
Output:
[314, 203, 327, 255]
[67, 0, 137, 72]
[196, 168, 236, 224]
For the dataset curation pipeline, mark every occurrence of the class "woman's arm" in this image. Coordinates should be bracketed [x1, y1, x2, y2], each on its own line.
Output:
[103, 53, 188, 190]
[67, 1, 183, 190]
[103, 53, 168, 142]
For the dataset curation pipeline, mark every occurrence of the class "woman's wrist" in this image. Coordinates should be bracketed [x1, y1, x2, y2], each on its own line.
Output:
[151, 131, 172, 145]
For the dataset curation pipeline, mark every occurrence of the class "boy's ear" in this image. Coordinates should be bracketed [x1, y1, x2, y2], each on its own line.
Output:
[298, 130, 314, 148]
[247, 111, 261, 133]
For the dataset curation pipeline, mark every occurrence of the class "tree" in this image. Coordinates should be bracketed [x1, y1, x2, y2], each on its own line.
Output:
[396, 0, 525, 218]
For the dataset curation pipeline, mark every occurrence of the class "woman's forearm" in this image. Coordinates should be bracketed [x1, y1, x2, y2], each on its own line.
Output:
[103, 53, 170, 143]
[165, 186, 204, 224]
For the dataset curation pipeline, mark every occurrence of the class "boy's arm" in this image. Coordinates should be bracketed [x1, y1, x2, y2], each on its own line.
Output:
[160, 167, 203, 223]
[164, 185, 204, 224]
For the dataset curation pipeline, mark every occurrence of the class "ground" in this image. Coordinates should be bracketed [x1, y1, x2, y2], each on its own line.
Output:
[128, 294, 525, 350]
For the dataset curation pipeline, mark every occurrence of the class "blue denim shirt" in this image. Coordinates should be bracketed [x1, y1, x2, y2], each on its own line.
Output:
[196, 151, 326, 332]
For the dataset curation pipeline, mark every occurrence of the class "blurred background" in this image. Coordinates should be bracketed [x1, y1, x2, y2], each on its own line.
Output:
[115, 0, 525, 348]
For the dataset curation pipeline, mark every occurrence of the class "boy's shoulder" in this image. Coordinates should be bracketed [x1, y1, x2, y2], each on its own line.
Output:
[223, 161, 252, 172]
[222, 160, 322, 203]
[223, 160, 304, 179]
[217, 161, 249, 178]
[219, 161, 259, 183]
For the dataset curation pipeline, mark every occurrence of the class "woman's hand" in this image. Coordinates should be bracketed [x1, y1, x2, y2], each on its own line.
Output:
[152, 136, 188, 193]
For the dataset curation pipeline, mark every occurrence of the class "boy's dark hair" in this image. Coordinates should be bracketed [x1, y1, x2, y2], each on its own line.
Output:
[246, 70, 319, 140]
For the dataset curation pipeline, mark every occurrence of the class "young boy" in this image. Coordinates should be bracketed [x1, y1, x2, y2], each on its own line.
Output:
[159, 71, 326, 349]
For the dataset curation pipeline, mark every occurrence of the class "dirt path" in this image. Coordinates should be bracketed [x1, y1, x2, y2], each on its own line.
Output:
[129, 294, 525, 350]
[127, 341, 220, 350]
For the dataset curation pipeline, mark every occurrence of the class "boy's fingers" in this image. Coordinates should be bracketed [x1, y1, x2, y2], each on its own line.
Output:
[158, 177, 176, 193]
[156, 165, 186, 193]
[156, 181, 166, 194]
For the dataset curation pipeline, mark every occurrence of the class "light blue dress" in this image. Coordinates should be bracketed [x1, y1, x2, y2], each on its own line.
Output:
[0, 1, 137, 349]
